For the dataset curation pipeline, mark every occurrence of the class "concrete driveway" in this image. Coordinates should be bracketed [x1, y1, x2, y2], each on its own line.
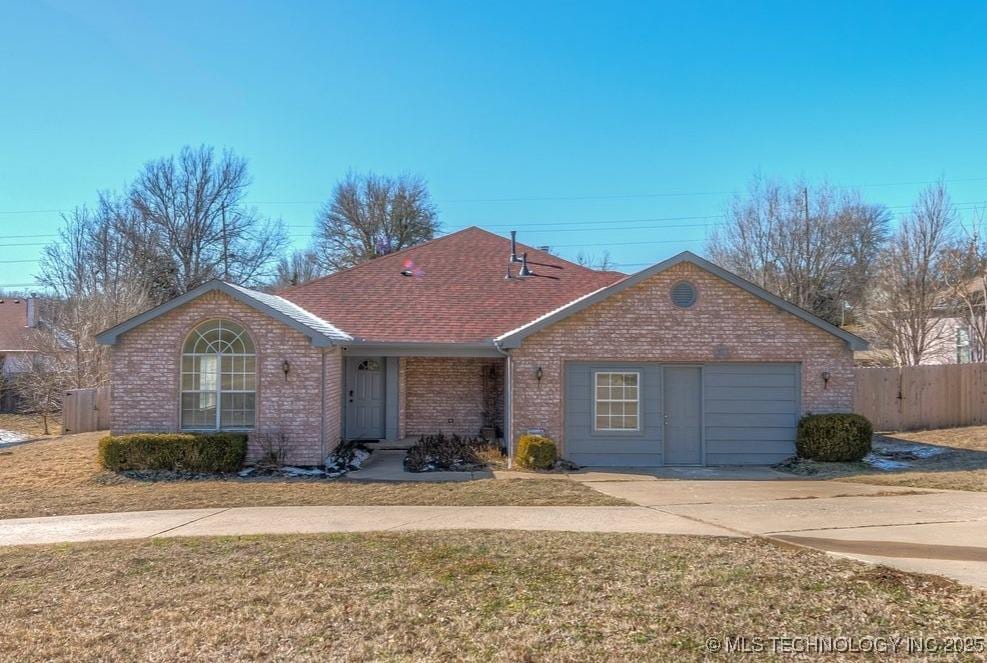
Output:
[574, 471, 987, 589]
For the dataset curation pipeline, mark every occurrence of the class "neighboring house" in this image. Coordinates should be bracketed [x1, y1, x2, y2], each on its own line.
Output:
[96, 227, 867, 467]
[0, 297, 37, 411]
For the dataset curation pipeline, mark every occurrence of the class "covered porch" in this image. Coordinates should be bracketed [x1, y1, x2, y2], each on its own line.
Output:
[340, 344, 505, 445]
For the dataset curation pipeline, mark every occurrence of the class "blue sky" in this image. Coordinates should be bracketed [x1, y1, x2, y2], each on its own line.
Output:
[2, 0, 987, 289]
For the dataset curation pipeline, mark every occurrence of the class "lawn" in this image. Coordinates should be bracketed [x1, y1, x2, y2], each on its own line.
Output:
[784, 426, 987, 492]
[0, 432, 626, 519]
[1, 531, 983, 661]
[0, 413, 60, 439]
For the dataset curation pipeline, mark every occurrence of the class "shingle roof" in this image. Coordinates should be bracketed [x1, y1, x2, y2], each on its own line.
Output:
[277, 227, 625, 343]
[0, 298, 33, 352]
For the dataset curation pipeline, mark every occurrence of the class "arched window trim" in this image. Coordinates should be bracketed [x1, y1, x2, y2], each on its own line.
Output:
[180, 320, 256, 431]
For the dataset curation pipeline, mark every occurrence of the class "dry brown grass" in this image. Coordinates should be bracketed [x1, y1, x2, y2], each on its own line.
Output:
[1, 531, 983, 661]
[0, 432, 626, 519]
[833, 427, 987, 492]
[0, 413, 60, 439]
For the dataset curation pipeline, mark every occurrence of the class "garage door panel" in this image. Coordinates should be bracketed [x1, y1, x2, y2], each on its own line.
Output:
[704, 399, 797, 414]
[705, 412, 796, 428]
[705, 386, 797, 401]
[706, 438, 799, 454]
[702, 372, 796, 388]
[703, 363, 799, 464]
[705, 426, 796, 441]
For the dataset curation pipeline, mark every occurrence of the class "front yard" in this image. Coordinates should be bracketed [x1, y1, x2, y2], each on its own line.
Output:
[1, 531, 983, 661]
[779, 426, 987, 492]
[0, 432, 626, 519]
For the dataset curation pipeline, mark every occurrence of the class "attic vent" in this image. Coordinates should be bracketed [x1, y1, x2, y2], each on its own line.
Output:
[671, 281, 697, 308]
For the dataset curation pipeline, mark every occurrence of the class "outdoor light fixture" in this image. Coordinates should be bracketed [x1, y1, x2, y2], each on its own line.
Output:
[821, 371, 831, 389]
[535, 366, 544, 382]
[282, 359, 291, 381]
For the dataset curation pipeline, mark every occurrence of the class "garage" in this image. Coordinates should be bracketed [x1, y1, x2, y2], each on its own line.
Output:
[564, 362, 800, 467]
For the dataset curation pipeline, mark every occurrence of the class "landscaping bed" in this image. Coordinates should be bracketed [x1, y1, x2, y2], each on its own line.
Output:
[1, 531, 984, 660]
[0, 432, 627, 519]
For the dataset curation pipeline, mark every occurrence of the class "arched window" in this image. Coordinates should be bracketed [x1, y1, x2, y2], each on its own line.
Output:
[181, 320, 256, 430]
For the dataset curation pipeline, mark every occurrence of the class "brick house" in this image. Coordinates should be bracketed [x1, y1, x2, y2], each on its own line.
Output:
[0, 296, 38, 412]
[96, 227, 867, 467]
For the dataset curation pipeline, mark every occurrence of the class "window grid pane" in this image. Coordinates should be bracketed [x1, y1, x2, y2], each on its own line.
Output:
[181, 320, 256, 431]
[594, 372, 640, 431]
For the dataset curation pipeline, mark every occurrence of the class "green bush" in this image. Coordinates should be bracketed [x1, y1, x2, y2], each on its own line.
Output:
[99, 432, 247, 473]
[796, 414, 873, 462]
[514, 434, 557, 470]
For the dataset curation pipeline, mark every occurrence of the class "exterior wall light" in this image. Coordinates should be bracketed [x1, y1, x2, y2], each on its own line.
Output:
[282, 359, 291, 381]
[821, 371, 831, 389]
[535, 366, 544, 382]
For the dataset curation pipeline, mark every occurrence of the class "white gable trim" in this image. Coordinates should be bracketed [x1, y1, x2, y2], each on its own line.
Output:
[95, 280, 352, 347]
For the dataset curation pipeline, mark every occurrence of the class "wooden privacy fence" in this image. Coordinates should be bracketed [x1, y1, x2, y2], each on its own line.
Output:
[63, 386, 110, 434]
[854, 363, 987, 431]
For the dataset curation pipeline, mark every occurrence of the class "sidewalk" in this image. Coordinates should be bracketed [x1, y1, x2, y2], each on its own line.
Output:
[0, 505, 738, 546]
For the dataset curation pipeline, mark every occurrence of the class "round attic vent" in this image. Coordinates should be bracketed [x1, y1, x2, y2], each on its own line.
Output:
[670, 281, 697, 308]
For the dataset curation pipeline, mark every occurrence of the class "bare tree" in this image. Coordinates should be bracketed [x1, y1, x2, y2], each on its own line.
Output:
[574, 250, 615, 271]
[707, 176, 890, 325]
[313, 173, 438, 272]
[866, 181, 956, 366]
[130, 146, 288, 293]
[941, 207, 987, 361]
[271, 248, 326, 289]
[12, 352, 68, 435]
[38, 197, 156, 387]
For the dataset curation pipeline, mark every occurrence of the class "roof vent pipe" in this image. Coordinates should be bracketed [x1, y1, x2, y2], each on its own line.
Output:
[509, 231, 522, 263]
[518, 252, 533, 278]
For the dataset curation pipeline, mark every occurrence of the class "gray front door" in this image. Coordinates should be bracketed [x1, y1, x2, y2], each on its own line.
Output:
[346, 357, 385, 440]
[663, 366, 702, 465]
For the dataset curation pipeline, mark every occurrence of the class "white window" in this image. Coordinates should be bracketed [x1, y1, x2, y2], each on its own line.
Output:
[181, 320, 256, 430]
[594, 371, 640, 431]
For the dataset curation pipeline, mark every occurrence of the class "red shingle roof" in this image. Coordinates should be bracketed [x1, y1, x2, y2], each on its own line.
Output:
[277, 227, 625, 343]
[0, 298, 33, 352]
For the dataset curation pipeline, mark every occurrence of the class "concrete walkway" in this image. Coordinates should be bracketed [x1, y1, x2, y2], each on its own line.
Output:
[0, 505, 737, 547]
[571, 474, 987, 589]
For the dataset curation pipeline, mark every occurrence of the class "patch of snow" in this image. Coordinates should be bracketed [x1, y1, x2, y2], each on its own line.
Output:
[238, 467, 256, 478]
[0, 429, 28, 445]
[864, 454, 912, 471]
[281, 466, 326, 477]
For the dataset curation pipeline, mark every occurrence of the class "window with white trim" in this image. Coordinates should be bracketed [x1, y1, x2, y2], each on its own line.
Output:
[594, 371, 640, 431]
[181, 320, 256, 430]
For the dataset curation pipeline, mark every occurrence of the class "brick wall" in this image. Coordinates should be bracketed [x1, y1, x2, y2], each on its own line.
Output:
[404, 357, 504, 437]
[109, 290, 340, 465]
[510, 262, 855, 454]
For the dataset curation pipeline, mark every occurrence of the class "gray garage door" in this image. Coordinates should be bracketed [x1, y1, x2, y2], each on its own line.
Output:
[563, 362, 799, 467]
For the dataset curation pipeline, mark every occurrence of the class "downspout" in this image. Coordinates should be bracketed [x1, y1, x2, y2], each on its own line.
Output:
[320, 348, 327, 465]
[493, 340, 513, 469]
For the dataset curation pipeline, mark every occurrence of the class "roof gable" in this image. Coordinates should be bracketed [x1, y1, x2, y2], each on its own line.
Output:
[495, 251, 869, 351]
[95, 280, 352, 347]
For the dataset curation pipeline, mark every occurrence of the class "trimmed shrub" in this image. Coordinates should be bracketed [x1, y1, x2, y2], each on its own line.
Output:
[514, 434, 557, 470]
[99, 432, 247, 473]
[796, 414, 873, 462]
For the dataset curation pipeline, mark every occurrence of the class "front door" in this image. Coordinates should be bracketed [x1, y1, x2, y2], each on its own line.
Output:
[345, 357, 385, 440]
[663, 366, 703, 465]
